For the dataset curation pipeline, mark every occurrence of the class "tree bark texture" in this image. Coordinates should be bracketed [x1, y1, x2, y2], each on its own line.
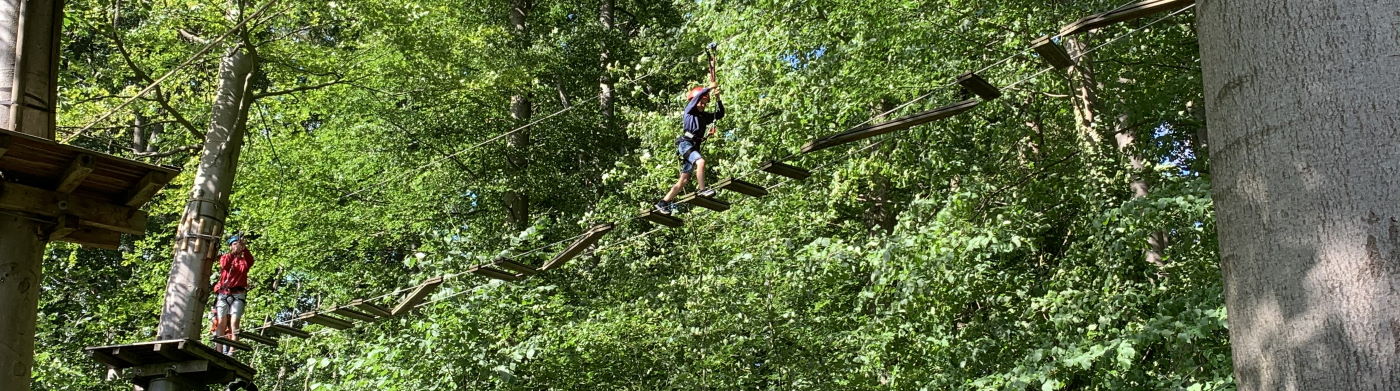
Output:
[1199, 1, 1400, 389]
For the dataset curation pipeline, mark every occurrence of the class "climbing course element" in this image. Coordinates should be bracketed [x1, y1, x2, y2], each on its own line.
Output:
[86, 340, 255, 388]
[640, 209, 685, 227]
[232, 331, 278, 348]
[391, 276, 446, 316]
[265, 324, 311, 339]
[956, 73, 1002, 101]
[210, 337, 253, 352]
[350, 299, 393, 318]
[801, 99, 981, 154]
[331, 307, 378, 322]
[470, 265, 523, 281]
[297, 311, 354, 330]
[542, 223, 615, 271]
[1031, 36, 1076, 69]
[679, 192, 731, 212]
[1060, 0, 1195, 36]
[759, 160, 812, 180]
[713, 178, 768, 198]
[492, 257, 539, 277]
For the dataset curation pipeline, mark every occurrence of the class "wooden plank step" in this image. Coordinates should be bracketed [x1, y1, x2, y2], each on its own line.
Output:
[542, 223, 615, 271]
[232, 331, 278, 348]
[391, 276, 446, 316]
[956, 72, 1001, 101]
[84, 339, 256, 385]
[639, 209, 684, 228]
[492, 257, 538, 275]
[1060, 0, 1194, 36]
[471, 265, 522, 281]
[1031, 36, 1076, 70]
[678, 193, 730, 212]
[714, 178, 768, 198]
[759, 160, 812, 180]
[331, 307, 378, 322]
[265, 324, 310, 339]
[801, 99, 980, 154]
[300, 311, 354, 330]
[210, 337, 253, 352]
[350, 298, 393, 318]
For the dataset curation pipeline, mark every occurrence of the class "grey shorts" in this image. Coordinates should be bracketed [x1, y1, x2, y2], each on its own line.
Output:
[678, 140, 703, 174]
[215, 292, 247, 318]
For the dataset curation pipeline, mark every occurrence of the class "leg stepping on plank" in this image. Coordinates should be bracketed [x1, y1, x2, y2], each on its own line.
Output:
[350, 298, 393, 318]
[391, 276, 446, 316]
[801, 99, 980, 154]
[471, 265, 523, 281]
[492, 257, 538, 276]
[759, 160, 811, 180]
[956, 72, 1001, 101]
[679, 193, 730, 212]
[233, 331, 278, 348]
[331, 307, 378, 322]
[542, 223, 614, 271]
[639, 209, 684, 228]
[713, 178, 768, 198]
[265, 324, 310, 339]
[210, 337, 253, 352]
[1060, 0, 1195, 36]
[1031, 36, 1076, 70]
[298, 311, 354, 330]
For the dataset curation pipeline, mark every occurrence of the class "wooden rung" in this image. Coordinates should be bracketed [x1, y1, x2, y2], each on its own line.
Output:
[542, 223, 614, 271]
[714, 178, 768, 198]
[124, 171, 171, 207]
[210, 337, 253, 352]
[1031, 36, 1076, 70]
[471, 266, 522, 281]
[350, 299, 392, 318]
[331, 307, 378, 322]
[492, 258, 538, 275]
[639, 209, 684, 228]
[1060, 0, 1194, 36]
[265, 324, 310, 339]
[759, 160, 812, 180]
[956, 72, 1001, 101]
[55, 153, 95, 194]
[391, 276, 445, 316]
[679, 193, 730, 212]
[232, 331, 278, 347]
[802, 99, 980, 154]
[300, 311, 354, 330]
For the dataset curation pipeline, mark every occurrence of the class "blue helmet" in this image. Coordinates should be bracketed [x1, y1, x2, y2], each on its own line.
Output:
[227, 235, 242, 245]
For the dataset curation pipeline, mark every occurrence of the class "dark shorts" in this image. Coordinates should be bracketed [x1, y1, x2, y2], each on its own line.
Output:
[678, 140, 703, 174]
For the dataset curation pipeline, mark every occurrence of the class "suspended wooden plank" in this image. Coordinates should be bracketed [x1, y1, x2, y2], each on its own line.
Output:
[639, 209, 684, 228]
[678, 193, 730, 212]
[299, 311, 354, 330]
[713, 178, 768, 198]
[542, 223, 615, 271]
[956, 73, 1001, 101]
[331, 307, 378, 322]
[492, 257, 538, 276]
[351, 299, 393, 318]
[1060, 0, 1194, 36]
[471, 265, 522, 281]
[265, 324, 310, 339]
[232, 331, 278, 348]
[801, 99, 980, 154]
[391, 276, 446, 316]
[759, 160, 812, 180]
[84, 339, 256, 386]
[210, 337, 253, 352]
[1031, 36, 1076, 69]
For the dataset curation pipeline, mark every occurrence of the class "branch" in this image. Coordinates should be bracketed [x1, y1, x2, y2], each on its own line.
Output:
[254, 79, 348, 99]
[177, 29, 209, 45]
[111, 19, 204, 138]
[133, 144, 200, 158]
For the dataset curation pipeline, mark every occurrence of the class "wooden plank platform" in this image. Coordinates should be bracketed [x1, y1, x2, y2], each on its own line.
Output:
[639, 209, 684, 228]
[471, 265, 522, 281]
[492, 257, 538, 276]
[1060, 0, 1194, 36]
[331, 307, 378, 322]
[759, 160, 812, 180]
[232, 331, 278, 348]
[714, 178, 768, 198]
[265, 324, 310, 339]
[351, 299, 393, 318]
[299, 311, 354, 330]
[956, 72, 1001, 101]
[391, 276, 446, 316]
[678, 193, 730, 212]
[1032, 36, 1076, 69]
[542, 223, 615, 271]
[210, 337, 253, 352]
[801, 99, 980, 154]
[85, 339, 255, 387]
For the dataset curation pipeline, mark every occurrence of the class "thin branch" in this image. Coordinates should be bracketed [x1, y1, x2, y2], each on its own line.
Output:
[254, 78, 349, 99]
[111, 16, 204, 138]
[133, 144, 201, 158]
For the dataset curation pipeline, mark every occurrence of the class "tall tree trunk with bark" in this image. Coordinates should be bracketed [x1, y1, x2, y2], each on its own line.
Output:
[504, 0, 532, 231]
[1199, 1, 1400, 389]
[156, 37, 258, 340]
[1064, 36, 1102, 145]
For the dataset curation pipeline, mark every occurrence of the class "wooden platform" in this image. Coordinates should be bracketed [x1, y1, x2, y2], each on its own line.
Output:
[956, 72, 1001, 101]
[542, 223, 614, 271]
[350, 298, 393, 318]
[678, 193, 730, 212]
[714, 178, 768, 198]
[639, 209, 684, 228]
[1060, 0, 1194, 36]
[0, 129, 178, 249]
[297, 311, 354, 330]
[85, 339, 255, 387]
[331, 306, 378, 322]
[759, 160, 812, 180]
[471, 265, 523, 281]
[1032, 36, 1076, 69]
[801, 99, 980, 154]
[391, 276, 445, 316]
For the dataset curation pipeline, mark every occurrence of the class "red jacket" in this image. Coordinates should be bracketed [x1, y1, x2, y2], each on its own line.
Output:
[214, 249, 255, 294]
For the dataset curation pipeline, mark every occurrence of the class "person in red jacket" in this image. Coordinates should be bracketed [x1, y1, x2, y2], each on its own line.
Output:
[212, 234, 255, 354]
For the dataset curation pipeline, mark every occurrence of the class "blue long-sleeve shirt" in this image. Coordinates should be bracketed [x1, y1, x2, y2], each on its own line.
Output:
[680, 87, 724, 143]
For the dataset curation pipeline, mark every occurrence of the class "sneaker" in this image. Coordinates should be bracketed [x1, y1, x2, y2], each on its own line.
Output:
[653, 201, 672, 215]
[697, 188, 717, 197]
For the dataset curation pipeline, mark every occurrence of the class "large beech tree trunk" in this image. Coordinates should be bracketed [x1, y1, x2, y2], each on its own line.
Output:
[503, 0, 532, 231]
[1199, 1, 1400, 389]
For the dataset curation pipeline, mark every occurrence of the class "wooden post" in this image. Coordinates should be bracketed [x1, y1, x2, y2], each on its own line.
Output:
[0, 213, 44, 390]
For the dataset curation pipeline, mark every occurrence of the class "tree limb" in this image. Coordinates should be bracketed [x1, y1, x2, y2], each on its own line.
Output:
[111, 20, 204, 139]
[133, 144, 201, 158]
[254, 78, 349, 99]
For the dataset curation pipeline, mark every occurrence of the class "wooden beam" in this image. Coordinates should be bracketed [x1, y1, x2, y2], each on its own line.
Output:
[470, 266, 522, 281]
[492, 258, 538, 276]
[331, 307, 377, 322]
[59, 227, 121, 250]
[265, 324, 310, 339]
[713, 178, 768, 198]
[0, 181, 148, 234]
[351, 299, 392, 318]
[391, 276, 445, 316]
[1031, 36, 1076, 69]
[956, 72, 1002, 101]
[0, 134, 10, 160]
[639, 209, 684, 228]
[46, 214, 77, 241]
[210, 337, 253, 352]
[1060, 0, 1195, 36]
[55, 153, 95, 194]
[801, 99, 980, 154]
[759, 160, 812, 180]
[124, 171, 171, 207]
[678, 193, 730, 212]
[232, 331, 278, 348]
[300, 311, 354, 330]
[542, 223, 614, 271]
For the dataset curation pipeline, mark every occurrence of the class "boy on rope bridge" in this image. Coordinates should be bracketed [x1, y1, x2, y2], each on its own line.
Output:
[654, 83, 725, 215]
[210, 233, 256, 354]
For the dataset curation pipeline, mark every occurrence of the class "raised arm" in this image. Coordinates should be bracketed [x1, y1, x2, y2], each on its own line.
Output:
[684, 87, 712, 115]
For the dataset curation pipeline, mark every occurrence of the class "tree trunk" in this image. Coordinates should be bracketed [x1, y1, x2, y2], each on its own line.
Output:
[156, 39, 257, 340]
[1064, 36, 1102, 145]
[1199, 1, 1400, 389]
[1111, 110, 1168, 268]
[504, 0, 532, 231]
